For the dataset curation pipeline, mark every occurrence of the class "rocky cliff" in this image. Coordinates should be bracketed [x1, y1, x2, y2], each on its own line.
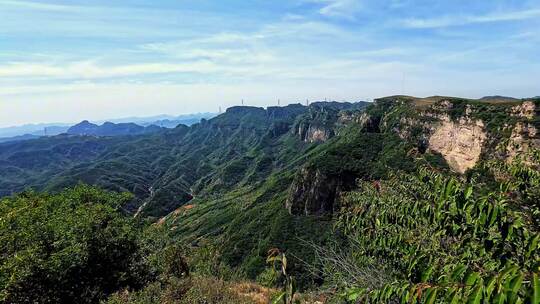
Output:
[428, 118, 486, 173]
[293, 102, 369, 143]
[379, 96, 539, 173]
[286, 167, 341, 215]
[285, 96, 539, 216]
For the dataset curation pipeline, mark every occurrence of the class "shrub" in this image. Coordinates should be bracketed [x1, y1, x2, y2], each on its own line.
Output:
[0, 185, 150, 304]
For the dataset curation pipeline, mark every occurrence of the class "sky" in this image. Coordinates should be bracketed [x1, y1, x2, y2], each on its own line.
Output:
[0, 0, 539, 127]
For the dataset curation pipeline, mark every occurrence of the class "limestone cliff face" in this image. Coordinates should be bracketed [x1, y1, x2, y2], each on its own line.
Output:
[294, 107, 337, 143]
[286, 167, 341, 215]
[297, 124, 334, 143]
[381, 98, 538, 173]
[506, 122, 539, 163]
[511, 101, 536, 119]
[428, 117, 487, 174]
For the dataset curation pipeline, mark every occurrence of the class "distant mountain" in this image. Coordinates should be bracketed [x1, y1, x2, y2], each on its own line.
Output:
[0, 123, 70, 138]
[67, 121, 164, 136]
[1, 97, 538, 302]
[97, 113, 216, 127]
[0, 113, 216, 140]
[0, 134, 42, 143]
[0, 97, 537, 293]
[479, 95, 520, 103]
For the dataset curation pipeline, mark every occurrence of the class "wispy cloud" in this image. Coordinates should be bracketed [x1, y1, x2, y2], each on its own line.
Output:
[305, 0, 364, 20]
[1, 0, 539, 126]
[401, 8, 540, 28]
[0, 61, 254, 79]
[0, 0, 76, 11]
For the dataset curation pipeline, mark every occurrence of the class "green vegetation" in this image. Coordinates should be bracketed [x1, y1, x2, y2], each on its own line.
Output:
[0, 97, 538, 303]
[0, 186, 148, 303]
[324, 155, 540, 303]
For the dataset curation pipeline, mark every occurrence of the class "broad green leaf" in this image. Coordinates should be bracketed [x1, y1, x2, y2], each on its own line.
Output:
[452, 265, 467, 281]
[528, 235, 540, 258]
[493, 292, 506, 304]
[467, 285, 482, 304]
[465, 272, 479, 286]
[510, 273, 523, 294]
[532, 273, 540, 304]
[272, 292, 286, 304]
[486, 276, 497, 299]
[421, 266, 434, 282]
[426, 288, 438, 304]
[464, 185, 473, 199]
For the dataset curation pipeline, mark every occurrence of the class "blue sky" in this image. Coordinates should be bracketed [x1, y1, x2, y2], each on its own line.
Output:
[0, 0, 539, 127]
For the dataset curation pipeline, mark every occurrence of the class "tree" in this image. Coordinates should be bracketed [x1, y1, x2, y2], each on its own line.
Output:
[0, 185, 149, 304]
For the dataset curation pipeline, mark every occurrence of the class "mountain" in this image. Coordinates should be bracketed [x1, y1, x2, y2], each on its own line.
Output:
[1, 96, 537, 218]
[96, 113, 216, 127]
[0, 113, 215, 140]
[0, 133, 41, 143]
[0, 123, 70, 138]
[66, 120, 165, 136]
[479, 95, 521, 103]
[1, 97, 539, 302]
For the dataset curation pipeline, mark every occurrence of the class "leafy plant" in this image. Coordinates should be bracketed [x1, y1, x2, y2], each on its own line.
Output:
[0, 186, 149, 303]
[326, 157, 540, 303]
[267, 248, 297, 304]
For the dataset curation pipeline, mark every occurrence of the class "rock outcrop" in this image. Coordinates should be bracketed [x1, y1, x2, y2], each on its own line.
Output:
[506, 122, 539, 163]
[511, 101, 536, 119]
[297, 124, 334, 143]
[428, 117, 486, 173]
[286, 167, 341, 215]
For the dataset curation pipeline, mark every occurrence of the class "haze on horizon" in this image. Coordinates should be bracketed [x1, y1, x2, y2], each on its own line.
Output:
[1, 0, 539, 127]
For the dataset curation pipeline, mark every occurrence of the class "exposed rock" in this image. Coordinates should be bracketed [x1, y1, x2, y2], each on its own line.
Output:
[428, 117, 487, 173]
[268, 122, 291, 138]
[506, 122, 539, 163]
[297, 124, 333, 143]
[337, 111, 357, 124]
[511, 101, 536, 119]
[286, 167, 341, 215]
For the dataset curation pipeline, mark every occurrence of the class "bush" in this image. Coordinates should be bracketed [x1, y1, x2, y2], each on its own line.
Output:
[0, 186, 149, 303]
[329, 161, 540, 303]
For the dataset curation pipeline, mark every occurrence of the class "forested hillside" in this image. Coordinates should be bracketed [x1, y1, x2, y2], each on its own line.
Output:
[1, 97, 539, 303]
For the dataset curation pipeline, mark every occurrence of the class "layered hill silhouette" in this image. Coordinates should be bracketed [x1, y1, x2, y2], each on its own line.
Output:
[1, 96, 538, 291]
[67, 120, 164, 136]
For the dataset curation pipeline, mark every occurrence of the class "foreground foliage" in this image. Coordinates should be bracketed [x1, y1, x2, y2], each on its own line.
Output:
[326, 156, 540, 303]
[0, 186, 149, 303]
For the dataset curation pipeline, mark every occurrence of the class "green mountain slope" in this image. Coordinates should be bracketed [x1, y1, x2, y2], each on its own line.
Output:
[1, 97, 538, 299]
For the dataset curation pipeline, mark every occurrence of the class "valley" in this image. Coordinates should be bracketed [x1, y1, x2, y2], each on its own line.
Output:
[1, 96, 539, 303]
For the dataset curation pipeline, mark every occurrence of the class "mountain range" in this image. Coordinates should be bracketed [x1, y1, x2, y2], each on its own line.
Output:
[1, 96, 539, 303]
[0, 112, 215, 143]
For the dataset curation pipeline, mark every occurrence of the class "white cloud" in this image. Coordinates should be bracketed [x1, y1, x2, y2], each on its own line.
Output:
[0, 0, 76, 11]
[0, 60, 257, 79]
[401, 8, 540, 28]
[305, 0, 363, 20]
